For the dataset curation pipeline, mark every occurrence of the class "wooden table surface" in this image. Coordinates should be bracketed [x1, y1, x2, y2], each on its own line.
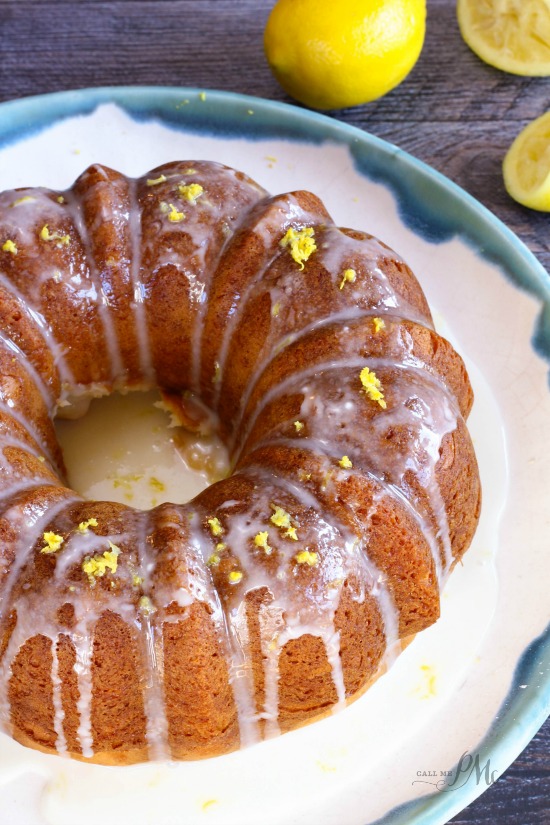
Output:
[0, 1, 548, 823]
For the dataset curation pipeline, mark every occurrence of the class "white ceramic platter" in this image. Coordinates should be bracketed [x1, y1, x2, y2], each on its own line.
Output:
[0, 88, 548, 825]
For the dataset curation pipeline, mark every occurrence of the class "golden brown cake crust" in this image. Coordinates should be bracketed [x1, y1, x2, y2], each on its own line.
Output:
[0, 161, 481, 764]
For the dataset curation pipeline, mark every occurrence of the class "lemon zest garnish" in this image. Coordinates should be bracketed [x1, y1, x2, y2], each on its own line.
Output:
[40, 531, 64, 554]
[207, 517, 224, 537]
[212, 361, 221, 384]
[113, 473, 143, 489]
[271, 301, 281, 317]
[11, 195, 36, 206]
[299, 470, 312, 481]
[167, 203, 185, 222]
[38, 455, 46, 462]
[132, 574, 144, 587]
[254, 531, 272, 555]
[294, 420, 304, 432]
[199, 92, 207, 101]
[321, 469, 333, 491]
[414, 664, 437, 699]
[149, 476, 165, 492]
[373, 317, 385, 333]
[147, 174, 167, 186]
[207, 553, 221, 567]
[178, 183, 204, 204]
[82, 541, 121, 584]
[360, 366, 387, 409]
[2, 240, 17, 255]
[270, 505, 291, 529]
[40, 224, 70, 246]
[270, 505, 298, 540]
[295, 550, 318, 566]
[280, 226, 316, 270]
[339, 455, 353, 469]
[339, 268, 356, 289]
[247, 109, 254, 115]
[215, 542, 226, 551]
[78, 517, 98, 533]
[228, 570, 243, 584]
[57, 196, 65, 204]
[139, 595, 156, 614]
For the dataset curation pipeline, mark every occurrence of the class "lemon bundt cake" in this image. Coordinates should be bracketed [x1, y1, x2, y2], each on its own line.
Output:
[0, 161, 481, 764]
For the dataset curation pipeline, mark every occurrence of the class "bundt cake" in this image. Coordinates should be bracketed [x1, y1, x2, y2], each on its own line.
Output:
[0, 160, 481, 765]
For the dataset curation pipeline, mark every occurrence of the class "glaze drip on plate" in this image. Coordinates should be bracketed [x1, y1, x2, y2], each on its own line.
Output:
[0, 161, 481, 764]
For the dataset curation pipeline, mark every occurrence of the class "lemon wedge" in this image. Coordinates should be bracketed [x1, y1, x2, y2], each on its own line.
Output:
[457, 0, 550, 76]
[503, 112, 550, 211]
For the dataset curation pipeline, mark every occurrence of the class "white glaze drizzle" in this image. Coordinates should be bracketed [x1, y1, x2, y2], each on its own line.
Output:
[128, 178, 155, 384]
[187, 511, 261, 748]
[189, 164, 266, 391]
[0, 329, 56, 409]
[0, 269, 75, 390]
[63, 185, 125, 383]
[211, 195, 324, 409]
[133, 510, 170, 761]
[50, 635, 68, 756]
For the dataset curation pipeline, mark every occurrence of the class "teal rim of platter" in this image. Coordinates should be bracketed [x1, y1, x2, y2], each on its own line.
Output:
[0, 86, 549, 825]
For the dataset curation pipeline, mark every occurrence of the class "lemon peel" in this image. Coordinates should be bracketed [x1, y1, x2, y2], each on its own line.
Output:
[40, 532, 64, 554]
[2, 240, 17, 255]
[139, 595, 156, 615]
[228, 570, 243, 584]
[178, 183, 204, 204]
[78, 518, 98, 533]
[339, 455, 353, 469]
[207, 517, 224, 537]
[270, 504, 299, 540]
[254, 531, 272, 554]
[147, 174, 167, 186]
[339, 268, 356, 289]
[11, 195, 36, 206]
[207, 553, 221, 567]
[360, 367, 387, 408]
[82, 541, 121, 584]
[40, 225, 70, 246]
[280, 226, 316, 269]
[295, 550, 318, 566]
[503, 112, 550, 211]
[167, 204, 185, 222]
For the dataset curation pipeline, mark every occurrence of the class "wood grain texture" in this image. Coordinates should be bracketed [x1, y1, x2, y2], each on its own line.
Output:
[0, 1, 548, 823]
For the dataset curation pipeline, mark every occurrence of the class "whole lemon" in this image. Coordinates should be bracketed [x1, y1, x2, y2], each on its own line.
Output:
[264, 0, 426, 110]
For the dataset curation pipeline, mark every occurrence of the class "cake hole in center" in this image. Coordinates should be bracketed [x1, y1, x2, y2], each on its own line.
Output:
[55, 390, 229, 509]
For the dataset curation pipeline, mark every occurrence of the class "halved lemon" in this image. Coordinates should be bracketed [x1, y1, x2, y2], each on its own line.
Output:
[503, 112, 550, 210]
[457, 0, 550, 75]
